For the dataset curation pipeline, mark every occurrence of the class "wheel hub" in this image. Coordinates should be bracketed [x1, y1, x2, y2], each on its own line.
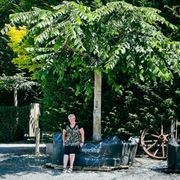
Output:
[158, 134, 168, 144]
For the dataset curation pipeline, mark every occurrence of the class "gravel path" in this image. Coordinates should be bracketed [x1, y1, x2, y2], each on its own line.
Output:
[0, 146, 179, 180]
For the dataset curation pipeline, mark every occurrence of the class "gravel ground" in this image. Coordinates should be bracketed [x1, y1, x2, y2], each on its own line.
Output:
[0, 146, 179, 180]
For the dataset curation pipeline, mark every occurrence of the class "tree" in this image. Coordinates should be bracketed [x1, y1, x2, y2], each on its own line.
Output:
[0, 73, 38, 136]
[0, 73, 38, 107]
[0, 0, 62, 76]
[2, 1, 180, 140]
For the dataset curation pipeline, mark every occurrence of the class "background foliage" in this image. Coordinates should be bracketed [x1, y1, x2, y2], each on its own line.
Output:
[0, 0, 179, 142]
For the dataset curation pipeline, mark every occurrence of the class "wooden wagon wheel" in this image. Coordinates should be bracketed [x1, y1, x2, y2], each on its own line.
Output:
[140, 125, 169, 160]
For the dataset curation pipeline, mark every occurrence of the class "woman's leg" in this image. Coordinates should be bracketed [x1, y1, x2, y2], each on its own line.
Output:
[69, 153, 75, 169]
[63, 154, 69, 169]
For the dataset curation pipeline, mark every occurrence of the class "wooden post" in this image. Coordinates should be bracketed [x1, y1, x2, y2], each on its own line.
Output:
[93, 71, 102, 141]
[171, 120, 177, 139]
[175, 119, 178, 139]
[29, 103, 40, 155]
[35, 127, 40, 156]
[29, 103, 40, 137]
[170, 120, 174, 139]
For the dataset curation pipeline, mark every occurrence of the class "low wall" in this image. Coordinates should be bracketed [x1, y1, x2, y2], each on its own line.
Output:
[75, 136, 137, 166]
[51, 132, 137, 167]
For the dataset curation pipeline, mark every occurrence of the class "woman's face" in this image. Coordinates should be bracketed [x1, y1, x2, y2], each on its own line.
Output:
[69, 115, 76, 124]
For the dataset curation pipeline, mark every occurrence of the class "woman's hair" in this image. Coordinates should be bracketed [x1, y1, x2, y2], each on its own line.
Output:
[68, 114, 76, 119]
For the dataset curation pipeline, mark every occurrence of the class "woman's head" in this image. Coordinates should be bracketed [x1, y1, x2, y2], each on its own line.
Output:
[68, 114, 76, 123]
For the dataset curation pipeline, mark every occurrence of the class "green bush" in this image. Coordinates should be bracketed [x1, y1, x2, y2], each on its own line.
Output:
[39, 70, 179, 141]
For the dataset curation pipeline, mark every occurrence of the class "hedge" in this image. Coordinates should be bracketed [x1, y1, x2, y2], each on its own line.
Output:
[0, 105, 30, 142]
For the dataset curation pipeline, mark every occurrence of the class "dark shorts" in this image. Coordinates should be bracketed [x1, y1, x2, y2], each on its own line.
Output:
[64, 145, 80, 155]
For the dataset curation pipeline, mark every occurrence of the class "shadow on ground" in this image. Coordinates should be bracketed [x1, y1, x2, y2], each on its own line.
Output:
[0, 152, 53, 178]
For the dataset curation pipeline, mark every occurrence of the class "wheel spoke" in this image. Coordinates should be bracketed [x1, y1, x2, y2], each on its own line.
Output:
[151, 134, 159, 138]
[155, 130, 159, 135]
[147, 141, 157, 150]
[154, 147, 160, 156]
[144, 140, 158, 143]
[161, 124, 163, 135]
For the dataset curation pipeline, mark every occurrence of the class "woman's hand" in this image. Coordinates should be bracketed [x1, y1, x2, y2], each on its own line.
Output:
[80, 142, 84, 147]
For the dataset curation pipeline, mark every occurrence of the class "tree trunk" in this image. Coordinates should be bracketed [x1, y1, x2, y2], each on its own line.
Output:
[14, 87, 19, 126]
[93, 71, 102, 141]
[14, 87, 18, 107]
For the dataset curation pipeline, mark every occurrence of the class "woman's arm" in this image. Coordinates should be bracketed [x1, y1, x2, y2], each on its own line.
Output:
[62, 129, 66, 146]
[80, 128, 85, 145]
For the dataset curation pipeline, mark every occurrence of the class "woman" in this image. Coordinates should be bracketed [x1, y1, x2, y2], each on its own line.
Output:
[62, 114, 85, 173]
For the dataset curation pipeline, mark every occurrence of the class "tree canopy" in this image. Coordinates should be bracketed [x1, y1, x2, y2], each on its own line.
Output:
[2, 1, 179, 89]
